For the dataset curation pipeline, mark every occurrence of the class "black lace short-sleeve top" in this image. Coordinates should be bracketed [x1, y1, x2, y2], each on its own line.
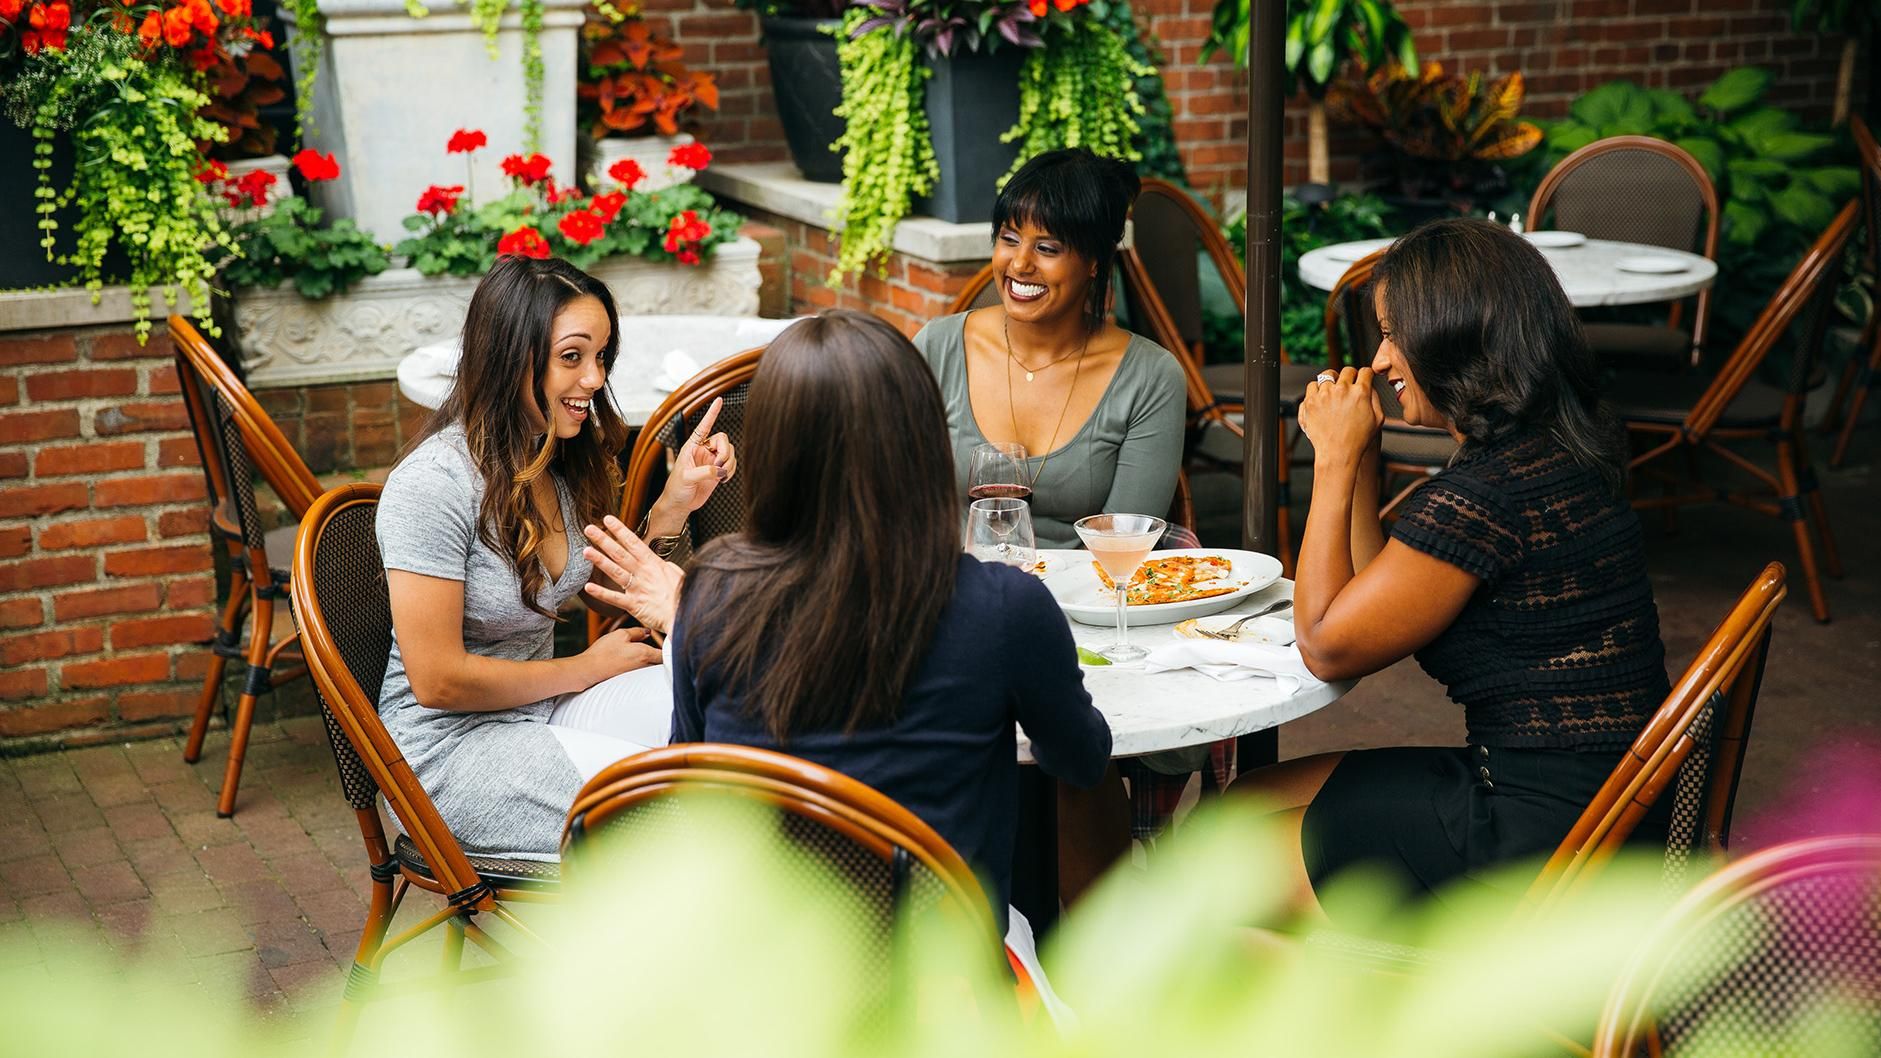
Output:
[1390, 429, 1669, 750]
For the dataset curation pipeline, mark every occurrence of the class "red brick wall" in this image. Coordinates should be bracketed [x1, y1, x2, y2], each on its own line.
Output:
[636, 0, 789, 166]
[737, 206, 984, 335]
[0, 328, 219, 744]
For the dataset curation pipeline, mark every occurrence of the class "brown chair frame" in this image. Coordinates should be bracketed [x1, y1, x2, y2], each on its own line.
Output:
[1591, 833, 1881, 1058]
[587, 346, 766, 645]
[1621, 203, 1855, 623]
[170, 315, 321, 817]
[1524, 561, 1785, 915]
[1131, 177, 1248, 367]
[293, 483, 559, 1044]
[1825, 114, 1881, 467]
[1527, 135, 1722, 366]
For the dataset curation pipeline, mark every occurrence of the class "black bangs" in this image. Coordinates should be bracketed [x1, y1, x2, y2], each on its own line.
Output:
[992, 148, 1141, 333]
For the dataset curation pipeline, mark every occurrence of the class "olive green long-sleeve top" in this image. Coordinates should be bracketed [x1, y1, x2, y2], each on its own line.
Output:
[913, 312, 1188, 550]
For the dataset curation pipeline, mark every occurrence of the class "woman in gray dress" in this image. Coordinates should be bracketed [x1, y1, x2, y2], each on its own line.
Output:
[375, 255, 735, 858]
[912, 148, 1188, 550]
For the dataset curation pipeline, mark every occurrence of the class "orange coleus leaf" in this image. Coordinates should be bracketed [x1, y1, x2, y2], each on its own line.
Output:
[246, 51, 285, 80]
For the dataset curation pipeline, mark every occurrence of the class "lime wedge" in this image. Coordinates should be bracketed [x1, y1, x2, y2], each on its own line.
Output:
[1076, 646, 1112, 667]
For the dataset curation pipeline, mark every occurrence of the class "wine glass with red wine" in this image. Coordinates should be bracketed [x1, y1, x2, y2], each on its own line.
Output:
[968, 442, 1031, 502]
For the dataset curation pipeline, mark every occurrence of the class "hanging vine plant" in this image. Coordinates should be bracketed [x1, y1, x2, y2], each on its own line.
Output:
[830, 7, 938, 281]
[999, 17, 1148, 184]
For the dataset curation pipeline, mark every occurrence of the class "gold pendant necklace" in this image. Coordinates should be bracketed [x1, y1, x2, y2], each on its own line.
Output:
[1004, 316, 1080, 382]
[1005, 315, 1090, 485]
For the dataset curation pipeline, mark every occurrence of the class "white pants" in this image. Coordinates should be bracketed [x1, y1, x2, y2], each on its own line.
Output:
[545, 659, 674, 781]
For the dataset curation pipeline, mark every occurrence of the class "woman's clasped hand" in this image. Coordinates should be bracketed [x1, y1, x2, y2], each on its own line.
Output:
[1296, 365, 1385, 467]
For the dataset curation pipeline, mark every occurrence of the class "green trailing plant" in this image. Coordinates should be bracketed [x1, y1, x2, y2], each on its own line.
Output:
[8, 31, 235, 342]
[282, 0, 322, 133]
[999, 17, 1149, 184]
[1093, 0, 1185, 186]
[830, 6, 938, 280]
[1212, 191, 1396, 366]
[1532, 67, 1857, 351]
[1202, 0, 1416, 185]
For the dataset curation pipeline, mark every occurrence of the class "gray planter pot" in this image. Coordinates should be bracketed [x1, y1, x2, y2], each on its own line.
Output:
[761, 16, 846, 183]
[912, 45, 1024, 224]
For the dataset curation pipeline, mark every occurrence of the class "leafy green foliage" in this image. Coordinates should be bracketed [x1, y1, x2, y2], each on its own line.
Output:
[831, 8, 939, 280]
[1203, 0, 1415, 98]
[1211, 192, 1396, 367]
[12, 32, 235, 342]
[223, 198, 390, 298]
[1090, 0, 1186, 185]
[283, 0, 325, 135]
[1000, 18, 1148, 183]
[1532, 68, 1855, 352]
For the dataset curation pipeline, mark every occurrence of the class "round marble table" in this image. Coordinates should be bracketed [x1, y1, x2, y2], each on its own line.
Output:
[1298, 235, 1717, 307]
[1016, 557, 1351, 763]
[395, 314, 802, 426]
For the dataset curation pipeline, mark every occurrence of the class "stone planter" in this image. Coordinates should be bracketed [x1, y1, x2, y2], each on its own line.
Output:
[299, 0, 588, 246]
[593, 133, 697, 192]
[231, 236, 765, 388]
[761, 16, 845, 183]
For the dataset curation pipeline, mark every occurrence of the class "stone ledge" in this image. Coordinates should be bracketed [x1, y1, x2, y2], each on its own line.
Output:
[698, 162, 994, 264]
[0, 285, 196, 335]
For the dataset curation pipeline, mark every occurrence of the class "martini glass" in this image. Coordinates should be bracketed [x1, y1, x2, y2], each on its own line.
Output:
[1074, 513, 1166, 663]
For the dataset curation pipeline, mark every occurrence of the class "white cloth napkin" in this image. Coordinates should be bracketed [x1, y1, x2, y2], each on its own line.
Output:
[1143, 638, 1319, 687]
[657, 349, 703, 390]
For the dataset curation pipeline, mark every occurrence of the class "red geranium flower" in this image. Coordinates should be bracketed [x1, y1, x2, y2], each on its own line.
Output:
[500, 153, 553, 185]
[677, 248, 700, 265]
[661, 210, 711, 262]
[226, 169, 276, 209]
[416, 184, 464, 217]
[557, 210, 605, 247]
[292, 149, 341, 183]
[0, 0, 24, 20]
[193, 159, 229, 185]
[213, 0, 249, 17]
[162, 7, 193, 48]
[447, 129, 487, 154]
[498, 226, 551, 259]
[1027, 0, 1046, 15]
[667, 142, 712, 171]
[136, 9, 161, 45]
[590, 191, 627, 224]
[27, 1, 71, 51]
[606, 158, 645, 191]
[183, 0, 218, 35]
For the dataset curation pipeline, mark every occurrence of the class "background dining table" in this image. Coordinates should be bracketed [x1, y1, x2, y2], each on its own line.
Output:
[1012, 566, 1352, 931]
[1297, 235, 1718, 307]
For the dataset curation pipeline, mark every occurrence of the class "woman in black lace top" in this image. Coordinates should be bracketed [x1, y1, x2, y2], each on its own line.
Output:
[1233, 219, 1669, 915]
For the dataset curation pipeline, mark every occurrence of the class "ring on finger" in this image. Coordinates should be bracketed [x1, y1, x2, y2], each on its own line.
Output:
[1315, 372, 1337, 384]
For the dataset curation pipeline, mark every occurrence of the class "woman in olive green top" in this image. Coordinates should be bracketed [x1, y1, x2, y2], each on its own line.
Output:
[911, 148, 1188, 550]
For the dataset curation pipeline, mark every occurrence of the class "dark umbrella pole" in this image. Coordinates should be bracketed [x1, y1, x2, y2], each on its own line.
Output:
[1239, 0, 1285, 771]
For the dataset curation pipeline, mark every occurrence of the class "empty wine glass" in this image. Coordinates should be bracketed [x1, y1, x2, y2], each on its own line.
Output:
[968, 442, 1032, 502]
[967, 498, 1036, 570]
[1073, 513, 1166, 663]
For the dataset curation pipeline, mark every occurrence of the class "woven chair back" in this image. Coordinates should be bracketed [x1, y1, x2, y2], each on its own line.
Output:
[619, 347, 765, 542]
[564, 744, 1002, 1004]
[1526, 562, 1787, 912]
[292, 483, 490, 902]
[1593, 834, 1881, 1057]
[1130, 179, 1247, 355]
[168, 316, 322, 519]
[1527, 136, 1719, 257]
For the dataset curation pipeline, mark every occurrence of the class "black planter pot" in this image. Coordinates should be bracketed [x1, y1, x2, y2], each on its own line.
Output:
[912, 45, 1023, 224]
[761, 16, 846, 184]
[1, 122, 137, 290]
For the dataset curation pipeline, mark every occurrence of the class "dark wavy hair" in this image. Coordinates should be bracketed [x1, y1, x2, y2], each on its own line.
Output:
[1372, 218, 1624, 492]
[681, 310, 960, 743]
[992, 147, 1141, 333]
[409, 255, 629, 618]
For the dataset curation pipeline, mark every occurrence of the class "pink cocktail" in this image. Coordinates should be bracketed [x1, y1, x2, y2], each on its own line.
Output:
[1074, 513, 1165, 663]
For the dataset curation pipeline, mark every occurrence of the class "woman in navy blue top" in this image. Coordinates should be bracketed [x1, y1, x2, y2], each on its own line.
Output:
[582, 310, 1112, 928]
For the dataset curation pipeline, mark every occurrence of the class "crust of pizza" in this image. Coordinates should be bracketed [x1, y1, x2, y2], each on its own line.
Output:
[1092, 554, 1241, 606]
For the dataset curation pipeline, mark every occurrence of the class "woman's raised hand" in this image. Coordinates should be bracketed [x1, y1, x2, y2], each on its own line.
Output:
[1298, 366, 1384, 469]
[655, 396, 738, 518]
[582, 515, 685, 635]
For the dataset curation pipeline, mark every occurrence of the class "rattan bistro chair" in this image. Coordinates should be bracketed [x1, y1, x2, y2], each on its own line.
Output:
[291, 483, 559, 1042]
[1593, 834, 1881, 1058]
[1612, 201, 1855, 623]
[1527, 135, 1721, 369]
[586, 346, 764, 646]
[171, 316, 320, 817]
[1825, 114, 1881, 468]
[562, 743, 1032, 1007]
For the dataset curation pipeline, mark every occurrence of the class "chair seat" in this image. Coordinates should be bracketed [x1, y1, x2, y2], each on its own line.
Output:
[264, 523, 297, 581]
[394, 833, 563, 891]
[1204, 361, 1326, 410]
[1609, 369, 1791, 429]
[1584, 322, 1693, 367]
[1381, 422, 1458, 466]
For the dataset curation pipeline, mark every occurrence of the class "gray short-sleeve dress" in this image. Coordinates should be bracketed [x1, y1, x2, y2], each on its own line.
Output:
[375, 425, 592, 858]
[912, 311, 1188, 549]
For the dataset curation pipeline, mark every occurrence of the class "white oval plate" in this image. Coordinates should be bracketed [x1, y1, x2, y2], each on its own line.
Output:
[1318, 237, 1395, 263]
[1524, 230, 1587, 249]
[1043, 548, 1284, 627]
[1615, 254, 1691, 274]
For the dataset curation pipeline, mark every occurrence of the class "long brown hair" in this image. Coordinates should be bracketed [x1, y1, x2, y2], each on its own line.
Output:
[681, 311, 960, 742]
[409, 255, 629, 618]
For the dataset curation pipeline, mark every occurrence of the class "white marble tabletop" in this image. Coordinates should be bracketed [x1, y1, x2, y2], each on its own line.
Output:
[395, 314, 802, 426]
[1298, 236, 1718, 308]
[1016, 557, 1353, 763]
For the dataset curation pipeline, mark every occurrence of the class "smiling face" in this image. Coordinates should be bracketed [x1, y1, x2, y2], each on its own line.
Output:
[992, 219, 1098, 327]
[1370, 283, 1448, 432]
[532, 294, 610, 440]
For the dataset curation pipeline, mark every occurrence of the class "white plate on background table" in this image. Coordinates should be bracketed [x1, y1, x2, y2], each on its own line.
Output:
[1615, 254, 1691, 274]
[1043, 548, 1284, 627]
[1524, 230, 1587, 249]
[1319, 237, 1396, 263]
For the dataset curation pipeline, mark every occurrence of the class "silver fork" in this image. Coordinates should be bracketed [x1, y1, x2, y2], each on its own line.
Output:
[1195, 599, 1293, 641]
